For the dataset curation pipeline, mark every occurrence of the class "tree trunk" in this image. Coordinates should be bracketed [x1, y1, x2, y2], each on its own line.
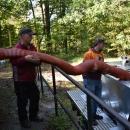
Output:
[63, 38, 67, 53]
[29, 0, 38, 39]
[45, 1, 50, 39]
[0, 23, 2, 47]
[60, 1, 67, 53]
[45, 1, 51, 52]
[39, 0, 46, 44]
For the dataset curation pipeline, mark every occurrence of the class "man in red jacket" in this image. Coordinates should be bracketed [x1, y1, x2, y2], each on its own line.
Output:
[10, 28, 43, 128]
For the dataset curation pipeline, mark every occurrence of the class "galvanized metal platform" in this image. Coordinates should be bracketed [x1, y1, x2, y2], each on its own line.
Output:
[67, 89, 124, 130]
[0, 60, 5, 69]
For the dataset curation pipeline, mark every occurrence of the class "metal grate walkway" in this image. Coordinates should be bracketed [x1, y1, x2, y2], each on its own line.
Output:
[67, 89, 123, 130]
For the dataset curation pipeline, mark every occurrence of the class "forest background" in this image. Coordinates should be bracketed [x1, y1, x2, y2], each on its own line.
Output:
[0, 0, 130, 62]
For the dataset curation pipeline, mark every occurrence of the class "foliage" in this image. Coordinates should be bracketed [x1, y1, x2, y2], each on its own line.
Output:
[50, 0, 130, 56]
[48, 109, 72, 130]
[0, 0, 33, 47]
[1, 0, 130, 58]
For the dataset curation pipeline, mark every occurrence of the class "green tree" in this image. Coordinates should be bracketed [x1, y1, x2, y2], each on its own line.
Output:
[51, 0, 130, 57]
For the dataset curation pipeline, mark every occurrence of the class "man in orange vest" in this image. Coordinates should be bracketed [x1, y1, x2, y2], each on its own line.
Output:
[82, 38, 107, 126]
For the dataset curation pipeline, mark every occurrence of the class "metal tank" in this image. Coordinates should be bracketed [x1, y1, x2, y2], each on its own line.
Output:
[102, 58, 130, 121]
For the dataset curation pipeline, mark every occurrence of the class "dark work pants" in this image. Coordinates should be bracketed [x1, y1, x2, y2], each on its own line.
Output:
[14, 81, 40, 122]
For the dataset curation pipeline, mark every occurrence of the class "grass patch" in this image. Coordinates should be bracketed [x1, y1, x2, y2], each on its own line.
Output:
[48, 109, 73, 130]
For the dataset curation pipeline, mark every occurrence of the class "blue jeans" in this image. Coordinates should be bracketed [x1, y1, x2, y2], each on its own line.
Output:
[83, 78, 102, 118]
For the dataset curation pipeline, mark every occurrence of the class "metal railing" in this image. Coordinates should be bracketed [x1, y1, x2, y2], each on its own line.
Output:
[38, 64, 130, 130]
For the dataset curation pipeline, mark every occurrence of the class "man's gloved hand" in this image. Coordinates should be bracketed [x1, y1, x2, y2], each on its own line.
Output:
[102, 68, 109, 75]
[25, 55, 40, 64]
[91, 63, 98, 72]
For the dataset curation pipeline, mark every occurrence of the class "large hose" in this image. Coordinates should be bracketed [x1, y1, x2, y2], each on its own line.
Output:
[0, 48, 129, 80]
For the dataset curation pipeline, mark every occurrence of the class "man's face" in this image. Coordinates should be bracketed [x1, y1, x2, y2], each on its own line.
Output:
[99, 43, 104, 52]
[22, 34, 33, 43]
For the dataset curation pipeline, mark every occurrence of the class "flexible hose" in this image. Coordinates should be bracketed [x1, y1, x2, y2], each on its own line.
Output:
[0, 48, 129, 80]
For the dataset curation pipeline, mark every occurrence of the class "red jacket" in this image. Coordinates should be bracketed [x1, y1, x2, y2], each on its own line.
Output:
[10, 42, 41, 81]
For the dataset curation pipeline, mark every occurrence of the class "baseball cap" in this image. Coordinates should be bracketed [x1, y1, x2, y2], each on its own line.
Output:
[19, 28, 36, 36]
[94, 38, 107, 47]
